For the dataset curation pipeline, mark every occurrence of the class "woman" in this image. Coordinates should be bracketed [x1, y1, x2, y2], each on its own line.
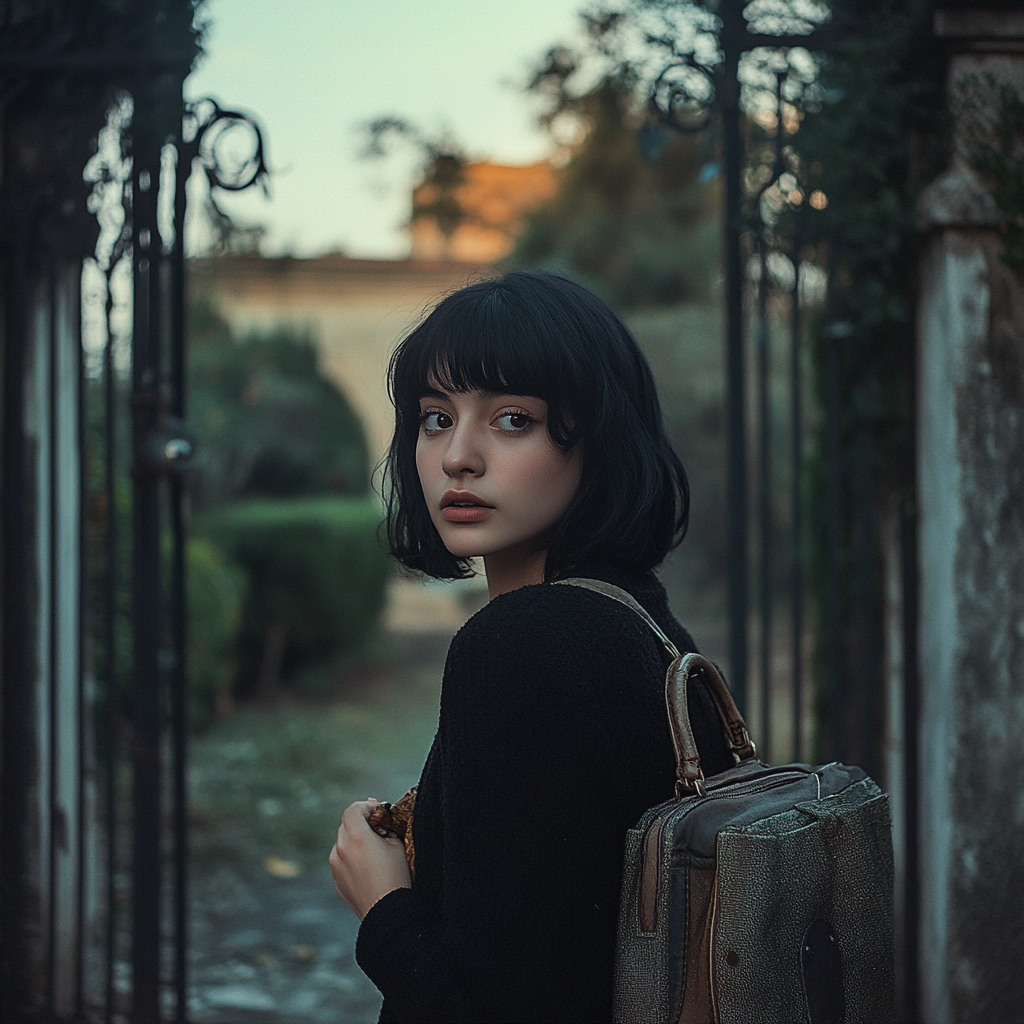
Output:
[330, 271, 733, 1023]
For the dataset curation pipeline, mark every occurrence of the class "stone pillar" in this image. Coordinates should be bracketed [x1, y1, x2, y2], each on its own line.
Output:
[917, 9, 1024, 1022]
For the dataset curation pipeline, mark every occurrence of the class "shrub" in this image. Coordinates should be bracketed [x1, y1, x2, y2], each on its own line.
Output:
[199, 496, 389, 692]
[187, 537, 247, 730]
[188, 295, 371, 508]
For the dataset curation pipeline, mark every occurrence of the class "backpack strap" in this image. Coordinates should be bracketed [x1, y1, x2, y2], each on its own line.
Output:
[553, 577, 681, 658]
[554, 578, 756, 795]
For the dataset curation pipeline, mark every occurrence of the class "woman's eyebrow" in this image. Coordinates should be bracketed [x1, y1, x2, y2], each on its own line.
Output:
[418, 387, 450, 402]
[417, 386, 539, 402]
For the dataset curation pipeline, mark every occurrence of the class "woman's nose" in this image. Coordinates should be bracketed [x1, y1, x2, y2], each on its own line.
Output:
[441, 424, 484, 478]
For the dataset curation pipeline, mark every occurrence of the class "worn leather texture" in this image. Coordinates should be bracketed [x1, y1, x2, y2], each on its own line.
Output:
[712, 777, 894, 1023]
[613, 765, 895, 1024]
[678, 860, 715, 1024]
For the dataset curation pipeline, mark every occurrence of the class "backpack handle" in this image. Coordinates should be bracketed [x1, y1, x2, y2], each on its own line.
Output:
[554, 578, 756, 796]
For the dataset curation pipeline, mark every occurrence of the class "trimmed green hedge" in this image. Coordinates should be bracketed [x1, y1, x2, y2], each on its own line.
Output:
[200, 496, 389, 690]
[188, 297, 371, 507]
[187, 537, 247, 730]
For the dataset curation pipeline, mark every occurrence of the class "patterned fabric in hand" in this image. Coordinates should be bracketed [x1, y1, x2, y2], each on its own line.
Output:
[368, 787, 417, 877]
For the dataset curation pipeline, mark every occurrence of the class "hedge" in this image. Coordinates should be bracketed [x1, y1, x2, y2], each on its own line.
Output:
[199, 496, 389, 691]
[187, 537, 247, 730]
[188, 297, 371, 508]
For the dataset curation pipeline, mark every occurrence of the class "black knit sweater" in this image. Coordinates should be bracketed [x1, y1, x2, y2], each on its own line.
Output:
[355, 566, 734, 1023]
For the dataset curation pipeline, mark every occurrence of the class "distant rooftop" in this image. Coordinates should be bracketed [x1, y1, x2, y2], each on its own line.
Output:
[410, 159, 556, 262]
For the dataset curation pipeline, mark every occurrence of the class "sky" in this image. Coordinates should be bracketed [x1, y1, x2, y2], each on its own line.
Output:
[184, 0, 588, 259]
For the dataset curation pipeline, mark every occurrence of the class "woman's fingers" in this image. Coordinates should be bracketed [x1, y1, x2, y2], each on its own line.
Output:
[330, 799, 412, 919]
[338, 798, 394, 844]
[342, 797, 378, 827]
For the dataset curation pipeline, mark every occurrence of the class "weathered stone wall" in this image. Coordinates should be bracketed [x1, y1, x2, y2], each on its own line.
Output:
[917, 180, 1024, 1024]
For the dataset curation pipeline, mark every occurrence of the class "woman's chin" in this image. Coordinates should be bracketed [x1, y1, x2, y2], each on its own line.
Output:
[439, 536, 489, 561]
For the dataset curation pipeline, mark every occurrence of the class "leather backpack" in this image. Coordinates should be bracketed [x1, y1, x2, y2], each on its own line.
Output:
[556, 579, 895, 1024]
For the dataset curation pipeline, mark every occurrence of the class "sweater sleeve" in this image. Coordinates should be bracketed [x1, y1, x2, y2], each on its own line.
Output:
[355, 587, 655, 1023]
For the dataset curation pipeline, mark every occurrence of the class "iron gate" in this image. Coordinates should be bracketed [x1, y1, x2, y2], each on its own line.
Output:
[645, 0, 833, 757]
[644, 0, 918, 1016]
[0, 3, 264, 1021]
[0, 1, 923, 1020]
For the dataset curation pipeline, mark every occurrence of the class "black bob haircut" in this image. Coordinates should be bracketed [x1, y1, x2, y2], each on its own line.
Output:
[384, 270, 689, 580]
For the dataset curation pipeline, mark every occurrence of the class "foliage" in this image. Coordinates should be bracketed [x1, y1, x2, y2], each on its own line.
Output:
[793, 0, 947, 406]
[186, 537, 247, 731]
[186, 297, 381, 702]
[188, 295, 370, 508]
[87, 297, 372, 727]
[85, 455, 245, 733]
[788, 0, 948, 758]
[199, 496, 389, 692]
[2, 0, 204, 69]
[506, 7, 720, 307]
[361, 117, 473, 252]
[957, 73, 1024, 274]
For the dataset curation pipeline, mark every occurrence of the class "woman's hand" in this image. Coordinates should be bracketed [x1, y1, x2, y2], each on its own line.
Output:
[329, 798, 412, 920]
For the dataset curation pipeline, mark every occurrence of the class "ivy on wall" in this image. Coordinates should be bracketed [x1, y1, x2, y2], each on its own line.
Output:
[788, 0, 949, 762]
[958, 73, 1024, 274]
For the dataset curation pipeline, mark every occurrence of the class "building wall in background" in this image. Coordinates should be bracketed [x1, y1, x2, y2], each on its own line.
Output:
[188, 255, 493, 464]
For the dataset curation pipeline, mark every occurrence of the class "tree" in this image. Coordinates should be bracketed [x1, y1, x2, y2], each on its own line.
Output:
[362, 117, 472, 258]
[506, 7, 720, 307]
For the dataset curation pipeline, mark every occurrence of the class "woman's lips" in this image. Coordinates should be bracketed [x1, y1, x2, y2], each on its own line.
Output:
[441, 505, 494, 523]
[440, 490, 493, 522]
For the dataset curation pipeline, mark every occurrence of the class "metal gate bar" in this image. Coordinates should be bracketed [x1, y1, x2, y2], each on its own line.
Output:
[649, 1, 832, 739]
[131, 114, 164, 1021]
[824, 319, 846, 758]
[789, 212, 804, 762]
[719, 5, 750, 715]
[0, 6, 268, 1019]
[103, 267, 120, 1023]
[47, 254, 60, 1016]
[169, 138, 191, 1024]
[755, 227, 772, 761]
[1, 186, 40, 1020]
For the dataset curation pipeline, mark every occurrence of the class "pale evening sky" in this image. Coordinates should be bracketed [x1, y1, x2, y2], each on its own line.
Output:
[184, 0, 588, 259]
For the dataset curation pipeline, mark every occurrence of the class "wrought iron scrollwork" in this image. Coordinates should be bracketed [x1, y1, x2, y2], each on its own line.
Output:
[128, 98, 269, 485]
[649, 56, 717, 134]
[180, 98, 270, 254]
[184, 97, 269, 194]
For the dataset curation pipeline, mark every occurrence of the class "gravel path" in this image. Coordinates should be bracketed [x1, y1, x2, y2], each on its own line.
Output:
[187, 630, 452, 1024]
[189, 861, 380, 1023]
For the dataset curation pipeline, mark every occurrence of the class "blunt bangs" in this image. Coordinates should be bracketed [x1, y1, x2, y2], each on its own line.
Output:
[384, 271, 690, 581]
[389, 277, 584, 450]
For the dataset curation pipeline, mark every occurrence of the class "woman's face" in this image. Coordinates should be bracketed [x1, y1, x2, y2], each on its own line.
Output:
[415, 385, 581, 572]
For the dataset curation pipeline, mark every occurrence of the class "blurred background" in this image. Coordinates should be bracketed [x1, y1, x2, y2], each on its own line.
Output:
[179, 11, 739, 1017]
[2, 1, 1022, 1023]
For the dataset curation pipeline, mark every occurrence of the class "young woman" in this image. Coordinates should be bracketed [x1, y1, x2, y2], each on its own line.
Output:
[329, 271, 734, 1023]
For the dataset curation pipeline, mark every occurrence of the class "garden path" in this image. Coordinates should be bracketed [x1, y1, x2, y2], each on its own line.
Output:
[188, 627, 455, 1024]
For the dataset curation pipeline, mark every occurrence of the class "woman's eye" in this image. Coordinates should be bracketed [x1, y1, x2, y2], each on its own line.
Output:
[495, 411, 533, 433]
[420, 410, 452, 433]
